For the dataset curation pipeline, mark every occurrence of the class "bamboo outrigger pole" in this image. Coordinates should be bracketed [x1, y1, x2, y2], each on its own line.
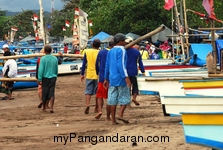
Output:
[125, 25, 165, 49]
[0, 54, 84, 60]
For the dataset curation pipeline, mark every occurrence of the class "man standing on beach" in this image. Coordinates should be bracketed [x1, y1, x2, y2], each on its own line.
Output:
[126, 39, 145, 106]
[38, 45, 58, 113]
[81, 39, 100, 114]
[95, 38, 115, 120]
[104, 33, 131, 125]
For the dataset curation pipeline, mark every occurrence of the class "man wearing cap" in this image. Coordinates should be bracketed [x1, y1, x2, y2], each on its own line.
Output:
[104, 33, 131, 125]
[2, 44, 10, 53]
[125, 38, 145, 106]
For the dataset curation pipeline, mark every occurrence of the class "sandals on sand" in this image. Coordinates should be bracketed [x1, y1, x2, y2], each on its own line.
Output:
[116, 117, 129, 124]
[132, 100, 140, 106]
[84, 106, 90, 114]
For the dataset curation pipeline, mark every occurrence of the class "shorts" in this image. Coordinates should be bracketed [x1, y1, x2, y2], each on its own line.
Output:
[96, 82, 108, 99]
[107, 86, 130, 105]
[85, 79, 98, 95]
[38, 84, 42, 94]
[42, 77, 57, 103]
[129, 76, 139, 95]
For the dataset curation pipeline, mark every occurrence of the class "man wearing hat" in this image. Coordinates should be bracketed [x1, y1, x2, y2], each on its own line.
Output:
[104, 33, 131, 125]
[2, 44, 10, 53]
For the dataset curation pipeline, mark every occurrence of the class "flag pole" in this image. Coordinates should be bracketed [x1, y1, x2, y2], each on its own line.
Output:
[173, 0, 185, 61]
[171, 7, 175, 60]
[183, 0, 189, 57]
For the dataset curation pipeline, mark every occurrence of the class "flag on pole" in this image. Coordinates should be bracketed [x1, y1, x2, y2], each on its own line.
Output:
[78, 8, 89, 50]
[11, 27, 18, 31]
[88, 20, 93, 26]
[75, 7, 79, 15]
[164, 0, 174, 11]
[202, 0, 211, 16]
[33, 14, 38, 21]
[65, 20, 70, 27]
[202, 0, 216, 18]
[62, 26, 66, 31]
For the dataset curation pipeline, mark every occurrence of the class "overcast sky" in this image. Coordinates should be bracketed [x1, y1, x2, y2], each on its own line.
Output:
[0, 0, 64, 12]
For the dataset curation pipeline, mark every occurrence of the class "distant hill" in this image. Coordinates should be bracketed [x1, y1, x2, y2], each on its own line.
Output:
[5, 10, 51, 16]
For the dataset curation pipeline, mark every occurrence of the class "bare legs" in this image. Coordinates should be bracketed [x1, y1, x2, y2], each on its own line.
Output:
[132, 93, 140, 106]
[95, 97, 103, 119]
[110, 105, 117, 124]
[84, 95, 98, 114]
[106, 105, 111, 121]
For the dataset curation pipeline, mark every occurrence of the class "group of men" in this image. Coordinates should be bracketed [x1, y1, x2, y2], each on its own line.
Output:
[81, 33, 145, 125]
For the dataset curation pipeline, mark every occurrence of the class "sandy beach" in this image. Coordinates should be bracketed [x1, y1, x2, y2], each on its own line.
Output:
[0, 74, 209, 150]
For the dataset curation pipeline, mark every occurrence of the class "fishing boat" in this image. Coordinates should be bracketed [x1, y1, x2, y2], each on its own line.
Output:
[181, 112, 223, 150]
[142, 59, 173, 66]
[137, 71, 207, 97]
[160, 95, 223, 116]
[144, 68, 208, 77]
[13, 72, 37, 89]
[16, 60, 82, 75]
[180, 78, 223, 96]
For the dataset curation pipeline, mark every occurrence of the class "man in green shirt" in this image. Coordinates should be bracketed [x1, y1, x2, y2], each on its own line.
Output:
[38, 45, 58, 113]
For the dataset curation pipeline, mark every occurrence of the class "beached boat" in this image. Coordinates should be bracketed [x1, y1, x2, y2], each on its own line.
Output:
[181, 112, 223, 150]
[137, 72, 208, 97]
[142, 59, 173, 66]
[161, 95, 223, 116]
[13, 72, 37, 89]
[16, 60, 82, 75]
[137, 76, 186, 97]
[181, 78, 223, 96]
[144, 68, 208, 77]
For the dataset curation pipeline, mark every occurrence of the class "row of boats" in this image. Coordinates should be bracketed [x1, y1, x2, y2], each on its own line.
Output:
[137, 61, 223, 149]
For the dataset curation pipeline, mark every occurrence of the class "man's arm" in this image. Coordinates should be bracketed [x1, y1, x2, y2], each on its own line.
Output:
[137, 53, 145, 74]
[95, 53, 100, 75]
[80, 53, 87, 82]
[117, 48, 128, 78]
[38, 57, 44, 82]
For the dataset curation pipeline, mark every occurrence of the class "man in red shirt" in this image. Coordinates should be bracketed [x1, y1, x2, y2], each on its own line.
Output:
[64, 43, 68, 54]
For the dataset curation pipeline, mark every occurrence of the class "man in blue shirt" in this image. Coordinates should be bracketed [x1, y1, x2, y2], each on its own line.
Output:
[104, 33, 131, 125]
[95, 39, 115, 120]
[125, 39, 145, 106]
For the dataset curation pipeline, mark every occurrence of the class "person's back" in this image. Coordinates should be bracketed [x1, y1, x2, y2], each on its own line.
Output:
[39, 55, 58, 79]
[126, 47, 144, 76]
[96, 48, 109, 82]
[139, 46, 149, 60]
[106, 46, 127, 86]
[5, 59, 17, 78]
[84, 48, 99, 79]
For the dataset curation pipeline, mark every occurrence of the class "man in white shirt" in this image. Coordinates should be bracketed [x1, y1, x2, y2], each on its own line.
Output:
[1, 51, 17, 100]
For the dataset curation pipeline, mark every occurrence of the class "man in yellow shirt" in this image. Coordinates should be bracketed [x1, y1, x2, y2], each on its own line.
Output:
[80, 39, 100, 114]
[139, 46, 149, 60]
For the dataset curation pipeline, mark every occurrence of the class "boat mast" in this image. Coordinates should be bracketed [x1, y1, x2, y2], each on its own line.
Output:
[173, 0, 185, 61]
[183, 0, 189, 56]
[39, 0, 46, 45]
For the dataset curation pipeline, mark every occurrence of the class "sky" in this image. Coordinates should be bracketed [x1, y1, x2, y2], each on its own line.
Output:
[0, 0, 64, 12]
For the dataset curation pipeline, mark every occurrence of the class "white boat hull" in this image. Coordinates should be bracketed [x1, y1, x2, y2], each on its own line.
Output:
[161, 96, 223, 116]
